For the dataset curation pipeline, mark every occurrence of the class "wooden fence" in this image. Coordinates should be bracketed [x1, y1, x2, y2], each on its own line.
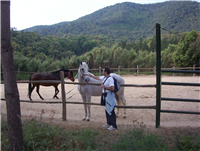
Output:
[1, 71, 157, 122]
[38, 65, 200, 75]
[2, 65, 199, 78]
[1, 65, 199, 124]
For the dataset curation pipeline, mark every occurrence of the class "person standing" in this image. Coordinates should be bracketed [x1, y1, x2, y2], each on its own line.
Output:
[89, 67, 117, 130]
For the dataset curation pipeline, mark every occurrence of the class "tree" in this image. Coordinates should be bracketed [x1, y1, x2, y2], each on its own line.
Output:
[173, 31, 198, 67]
[1, 1, 24, 150]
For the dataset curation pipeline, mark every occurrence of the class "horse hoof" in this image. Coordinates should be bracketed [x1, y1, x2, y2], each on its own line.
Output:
[86, 118, 90, 121]
[82, 116, 86, 121]
[123, 115, 126, 118]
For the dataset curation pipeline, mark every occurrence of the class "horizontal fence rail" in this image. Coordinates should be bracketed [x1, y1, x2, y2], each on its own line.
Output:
[161, 110, 200, 115]
[161, 97, 200, 102]
[162, 70, 200, 73]
[0, 80, 61, 84]
[162, 82, 200, 87]
[64, 82, 156, 88]
[0, 99, 156, 109]
[1, 80, 157, 88]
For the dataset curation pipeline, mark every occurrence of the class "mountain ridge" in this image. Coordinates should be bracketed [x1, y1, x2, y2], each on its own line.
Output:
[23, 1, 200, 41]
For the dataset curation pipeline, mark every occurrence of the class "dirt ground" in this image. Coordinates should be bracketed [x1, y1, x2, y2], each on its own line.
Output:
[1, 75, 200, 129]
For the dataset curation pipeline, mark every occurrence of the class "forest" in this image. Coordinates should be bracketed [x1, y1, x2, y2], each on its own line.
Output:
[12, 29, 200, 74]
[24, 1, 200, 41]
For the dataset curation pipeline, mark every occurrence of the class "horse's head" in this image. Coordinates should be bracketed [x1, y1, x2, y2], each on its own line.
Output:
[78, 61, 90, 82]
[69, 70, 75, 82]
[63, 70, 75, 82]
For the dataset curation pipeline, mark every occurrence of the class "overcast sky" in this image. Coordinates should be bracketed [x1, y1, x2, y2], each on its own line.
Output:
[10, 0, 199, 30]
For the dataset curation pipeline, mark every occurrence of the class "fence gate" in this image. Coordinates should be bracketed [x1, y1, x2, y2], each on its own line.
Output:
[155, 23, 200, 128]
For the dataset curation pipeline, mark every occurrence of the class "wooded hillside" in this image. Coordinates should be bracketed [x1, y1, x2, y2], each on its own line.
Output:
[12, 30, 200, 74]
[23, 1, 200, 41]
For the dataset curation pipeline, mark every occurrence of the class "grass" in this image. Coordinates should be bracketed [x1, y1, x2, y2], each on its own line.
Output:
[1, 117, 99, 151]
[2, 117, 200, 151]
[111, 128, 168, 151]
[173, 131, 200, 151]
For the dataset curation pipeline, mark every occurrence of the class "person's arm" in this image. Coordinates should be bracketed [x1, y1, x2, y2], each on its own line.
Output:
[102, 85, 114, 91]
[89, 74, 100, 80]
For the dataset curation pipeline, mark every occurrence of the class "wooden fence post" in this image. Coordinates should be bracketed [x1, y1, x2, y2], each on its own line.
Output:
[154, 66, 156, 75]
[99, 66, 101, 76]
[193, 64, 195, 76]
[137, 65, 139, 76]
[173, 66, 175, 76]
[18, 68, 19, 77]
[60, 71, 66, 121]
[118, 66, 120, 75]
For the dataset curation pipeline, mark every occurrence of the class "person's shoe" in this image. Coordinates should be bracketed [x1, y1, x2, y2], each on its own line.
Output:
[107, 125, 117, 130]
[103, 124, 110, 128]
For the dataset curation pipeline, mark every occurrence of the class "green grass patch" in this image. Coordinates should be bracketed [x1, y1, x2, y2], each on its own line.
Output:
[1, 117, 200, 151]
[110, 128, 168, 151]
[1, 118, 98, 151]
[174, 133, 200, 151]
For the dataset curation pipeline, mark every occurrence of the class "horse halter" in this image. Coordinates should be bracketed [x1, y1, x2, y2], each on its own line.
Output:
[79, 67, 90, 82]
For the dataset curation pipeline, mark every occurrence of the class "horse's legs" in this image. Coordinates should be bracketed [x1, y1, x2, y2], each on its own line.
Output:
[115, 94, 119, 117]
[119, 94, 126, 118]
[36, 85, 44, 100]
[86, 94, 91, 121]
[53, 86, 59, 99]
[81, 95, 87, 121]
[29, 84, 35, 101]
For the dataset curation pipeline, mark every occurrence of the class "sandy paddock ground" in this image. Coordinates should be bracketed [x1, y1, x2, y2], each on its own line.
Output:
[1, 75, 200, 128]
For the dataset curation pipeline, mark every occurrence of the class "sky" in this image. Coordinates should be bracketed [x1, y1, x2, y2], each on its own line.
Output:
[10, 0, 199, 30]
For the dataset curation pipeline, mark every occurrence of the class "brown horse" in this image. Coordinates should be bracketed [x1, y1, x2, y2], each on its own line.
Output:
[28, 69, 75, 101]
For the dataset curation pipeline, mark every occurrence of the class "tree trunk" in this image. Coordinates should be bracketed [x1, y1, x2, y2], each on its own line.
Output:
[1, 1, 24, 151]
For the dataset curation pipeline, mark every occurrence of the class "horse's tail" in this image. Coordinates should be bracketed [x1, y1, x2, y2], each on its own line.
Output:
[118, 96, 123, 112]
[28, 75, 32, 97]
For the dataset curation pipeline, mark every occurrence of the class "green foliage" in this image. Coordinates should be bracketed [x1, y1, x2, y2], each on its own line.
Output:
[111, 128, 167, 151]
[2, 118, 200, 151]
[173, 31, 200, 67]
[174, 134, 200, 151]
[1, 118, 98, 151]
[161, 44, 176, 68]
[11, 30, 112, 58]
[11, 30, 200, 79]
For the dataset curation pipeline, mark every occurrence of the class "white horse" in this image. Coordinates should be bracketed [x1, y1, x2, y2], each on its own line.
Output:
[78, 62, 126, 121]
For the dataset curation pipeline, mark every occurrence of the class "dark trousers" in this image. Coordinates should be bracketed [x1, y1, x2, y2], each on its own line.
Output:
[105, 109, 117, 129]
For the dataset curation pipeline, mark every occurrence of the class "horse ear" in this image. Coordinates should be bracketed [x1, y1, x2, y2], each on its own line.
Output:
[86, 61, 89, 65]
[80, 62, 82, 65]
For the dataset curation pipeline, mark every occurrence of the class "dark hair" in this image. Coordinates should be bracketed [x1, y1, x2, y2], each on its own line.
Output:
[104, 67, 111, 74]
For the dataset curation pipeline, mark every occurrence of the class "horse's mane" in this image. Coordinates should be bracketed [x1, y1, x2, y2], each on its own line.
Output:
[51, 69, 70, 74]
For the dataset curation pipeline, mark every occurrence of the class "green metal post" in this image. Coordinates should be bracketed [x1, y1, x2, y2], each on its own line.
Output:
[156, 23, 161, 128]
